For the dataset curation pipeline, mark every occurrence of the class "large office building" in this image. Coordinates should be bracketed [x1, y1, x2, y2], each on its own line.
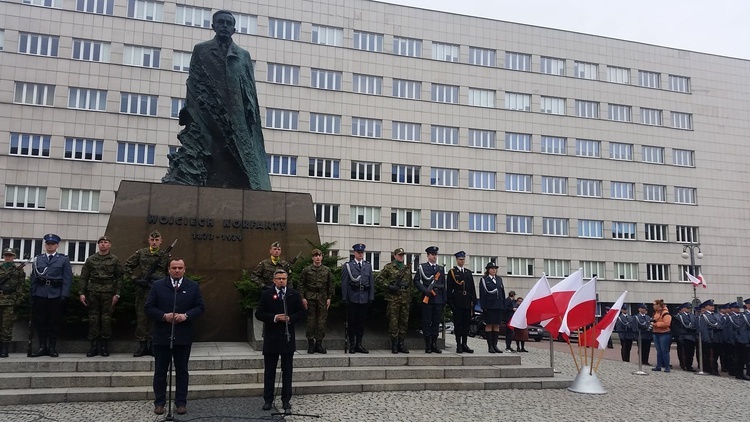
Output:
[1, 0, 749, 305]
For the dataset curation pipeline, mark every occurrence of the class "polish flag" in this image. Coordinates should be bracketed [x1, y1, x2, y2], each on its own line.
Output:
[579, 291, 628, 349]
[685, 271, 707, 289]
[509, 275, 558, 329]
[540, 269, 585, 336]
[559, 277, 597, 336]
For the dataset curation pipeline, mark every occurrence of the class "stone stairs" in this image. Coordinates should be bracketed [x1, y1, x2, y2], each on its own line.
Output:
[0, 343, 572, 405]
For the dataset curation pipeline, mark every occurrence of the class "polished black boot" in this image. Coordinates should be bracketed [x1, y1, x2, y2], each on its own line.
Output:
[431, 336, 442, 354]
[348, 336, 356, 353]
[391, 338, 398, 354]
[307, 339, 315, 354]
[0, 342, 9, 358]
[48, 338, 59, 357]
[86, 339, 99, 357]
[397, 338, 409, 354]
[145, 340, 152, 356]
[425, 336, 432, 353]
[133, 341, 148, 357]
[455, 336, 464, 353]
[354, 341, 369, 354]
[99, 339, 110, 357]
[462, 336, 474, 353]
[487, 334, 495, 353]
[492, 332, 503, 354]
[30, 336, 48, 358]
[314, 340, 327, 354]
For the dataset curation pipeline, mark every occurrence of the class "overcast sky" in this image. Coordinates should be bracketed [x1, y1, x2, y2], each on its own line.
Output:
[383, 0, 750, 60]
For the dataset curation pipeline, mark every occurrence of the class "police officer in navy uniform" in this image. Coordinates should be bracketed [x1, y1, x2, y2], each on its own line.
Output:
[341, 243, 374, 353]
[697, 299, 721, 375]
[30, 234, 73, 357]
[675, 302, 697, 371]
[479, 262, 506, 353]
[414, 246, 446, 353]
[634, 304, 652, 365]
[614, 305, 635, 362]
[718, 303, 735, 375]
[739, 298, 750, 379]
[446, 251, 476, 353]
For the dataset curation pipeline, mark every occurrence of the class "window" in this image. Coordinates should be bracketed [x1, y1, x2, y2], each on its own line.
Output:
[611, 182, 634, 200]
[575, 139, 600, 157]
[23, 0, 61, 7]
[540, 57, 565, 75]
[393, 37, 421, 57]
[4, 186, 46, 209]
[312, 25, 342, 46]
[351, 117, 382, 138]
[542, 176, 567, 195]
[574, 61, 598, 80]
[545, 260, 570, 278]
[308, 158, 340, 178]
[68, 87, 107, 111]
[14, 82, 55, 106]
[72, 39, 110, 62]
[505, 174, 532, 192]
[669, 75, 690, 93]
[353, 74, 382, 95]
[117, 142, 155, 165]
[541, 136, 566, 155]
[392, 79, 421, 99]
[543, 218, 569, 236]
[362, 252, 381, 271]
[120, 93, 157, 116]
[392, 165, 420, 184]
[578, 220, 603, 238]
[645, 223, 668, 241]
[671, 112, 693, 129]
[123, 45, 160, 68]
[267, 63, 300, 85]
[310, 69, 342, 90]
[353, 31, 383, 52]
[468, 171, 496, 190]
[0, 237, 43, 261]
[608, 104, 631, 122]
[309, 113, 341, 134]
[673, 149, 694, 167]
[646, 264, 669, 281]
[18, 32, 59, 57]
[430, 211, 459, 230]
[614, 263, 638, 281]
[392, 122, 421, 141]
[314, 204, 338, 224]
[505, 52, 531, 71]
[66, 241, 97, 263]
[471, 256, 498, 275]
[678, 265, 702, 282]
[175, 5, 210, 27]
[506, 216, 532, 234]
[612, 222, 636, 240]
[265, 109, 298, 130]
[351, 162, 380, 181]
[430, 168, 458, 187]
[507, 258, 534, 276]
[170, 98, 185, 118]
[267, 155, 297, 176]
[235, 13, 257, 35]
[172, 51, 190, 71]
[469, 88, 495, 108]
[640, 108, 662, 126]
[9, 133, 50, 157]
[609, 142, 633, 160]
[60, 189, 100, 212]
[541, 96, 565, 115]
[469, 213, 496, 232]
[168, 145, 180, 156]
[505, 133, 531, 152]
[505, 92, 530, 111]
[643, 184, 666, 202]
[432, 42, 459, 62]
[674, 187, 696, 204]
[127, 0, 163, 21]
[469, 47, 495, 66]
[581, 261, 605, 279]
[577, 179, 602, 197]
[391, 208, 420, 228]
[575, 100, 599, 118]
[431, 84, 459, 104]
[268, 18, 300, 40]
[642, 146, 664, 164]
[468, 129, 496, 148]
[638, 70, 660, 88]
[431, 126, 459, 145]
[676, 226, 699, 243]
[64, 138, 103, 161]
[350, 206, 381, 226]
[608, 66, 630, 84]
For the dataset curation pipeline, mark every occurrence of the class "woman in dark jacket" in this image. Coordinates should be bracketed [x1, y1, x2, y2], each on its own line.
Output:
[479, 262, 505, 353]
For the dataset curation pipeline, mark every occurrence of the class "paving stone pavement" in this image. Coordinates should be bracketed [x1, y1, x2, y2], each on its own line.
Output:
[0, 336, 748, 422]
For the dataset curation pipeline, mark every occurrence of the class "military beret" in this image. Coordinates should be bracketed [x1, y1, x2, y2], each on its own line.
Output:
[271, 241, 281, 248]
[699, 299, 714, 309]
[637, 303, 647, 309]
[2, 248, 16, 256]
[149, 230, 162, 238]
[352, 243, 366, 252]
[425, 246, 439, 254]
[311, 248, 322, 256]
[392, 248, 405, 255]
[454, 251, 466, 258]
[485, 261, 499, 270]
[98, 235, 111, 243]
[679, 302, 692, 310]
[43, 234, 61, 244]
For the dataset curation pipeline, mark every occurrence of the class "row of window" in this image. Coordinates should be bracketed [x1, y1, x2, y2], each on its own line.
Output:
[1, 236, 99, 263]
[4, 186, 100, 212]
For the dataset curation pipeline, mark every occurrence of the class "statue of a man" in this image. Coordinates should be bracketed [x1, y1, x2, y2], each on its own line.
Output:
[163, 10, 272, 191]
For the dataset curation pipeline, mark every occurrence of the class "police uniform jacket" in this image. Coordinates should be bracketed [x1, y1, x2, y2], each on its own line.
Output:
[446, 266, 476, 309]
[719, 313, 736, 345]
[697, 311, 722, 343]
[675, 312, 698, 342]
[737, 312, 750, 345]
[341, 260, 374, 304]
[145, 276, 205, 346]
[413, 262, 447, 305]
[615, 314, 636, 341]
[30, 253, 73, 299]
[634, 314, 653, 341]
[255, 286, 306, 354]
[478, 276, 505, 311]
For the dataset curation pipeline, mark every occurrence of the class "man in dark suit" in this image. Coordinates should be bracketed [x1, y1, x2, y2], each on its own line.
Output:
[341, 243, 374, 353]
[414, 246, 447, 353]
[145, 258, 205, 416]
[255, 269, 306, 414]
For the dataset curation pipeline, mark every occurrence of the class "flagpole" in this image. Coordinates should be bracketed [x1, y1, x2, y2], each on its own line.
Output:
[589, 341, 596, 375]
[594, 348, 606, 373]
[567, 337, 580, 372]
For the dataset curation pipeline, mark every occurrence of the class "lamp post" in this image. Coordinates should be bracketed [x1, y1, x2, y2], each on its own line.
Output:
[681, 243, 707, 375]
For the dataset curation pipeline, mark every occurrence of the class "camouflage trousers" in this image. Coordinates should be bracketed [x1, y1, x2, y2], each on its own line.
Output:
[0, 305, 14, 342]
[386, 298, 410, 339]
[87, 291, 114, 340]
[134, 288, 152, 341]
[305, 298, 329, 340]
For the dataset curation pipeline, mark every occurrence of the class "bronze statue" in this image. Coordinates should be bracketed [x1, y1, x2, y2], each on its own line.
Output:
[163, 10, 272, 190]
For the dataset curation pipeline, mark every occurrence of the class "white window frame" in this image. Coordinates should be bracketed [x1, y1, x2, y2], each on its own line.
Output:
[469, 213, 496, 233]
[127, 0, 163, 21]
[543, 217, 569, 236]
[64, 137, 103, 161]
[673, 149, 694, 167]
[671, 112, 693, 130]
[608, 104, 631, 122]
[353, 30, 383, 52]
[312, 25, 342, 46]
[432, 42, 459, 62]
[393, 36, 422, 57]
[505, 174, 532, 193]
[469, 47, 495, 67]
[123, 45, 160, 68]
[505, 92, 530, 111]
[544, 260, 570, 278]
[468, 171, 496, 190]
[116, 141, 155, 165]
[268, 18, 301, 41]
[392, 165, 420, 184]
[540, 56, 565, 75]
[170, 98, 185, 119]
[575, 139, 600, 157]
[505, 52, 531, 71]
[351, 161, 380, 181]
[308, 158, 340, 179]
[575, 100, 599, 118]
[541, 176, 567, 195]
[310, 68, 342, 91]
[507, 258, 534, 277]
[9, 133, 50, 157]
[669, 75, 690, 93]
[353, 74, 382, 95]
[674, 187, 696, 204]
[66, 240, 97, 263]
[72, 38, 110, 62]
[235, 13, 257, 35]
[506, 216, 532, 235]
[350, 206, 381, 226]
[4, 186, 46, 209]
[23, 0, 61, 7]
[172, 51, 190, 72]
[581, 261, 605, 280]
[68, 87, 107, 111]
[608, 66, 630, 84]
[431, 126, 459, 145]
[430, 168, 459, 187]
[14, 82, 55, 106]
[541, 96, 565, 115]
[391, 208, 420, 228]
[541, 136, 566, 155]
[309, 113, 341, 134]
[430, 211, 459, 230]
[0, 237, 43, 261]
[265, 109, 298, 130]
[468, 129, 496, 149]
[314, 204, 339, 224]
[574, 61, 598, 80]
[642, 146, 664, 164]
[645, 223, 668, 242]
[646, 264, 669, 281]
[60, 189, 100, 212]
[615, 263, 638, 281]
[431, 84, 459, 104]
[351, 117, 382, 138]
[676, 226, 699, 243]
[174, 4, 211, 28]
[612, 222, 636, 240]
[638, 70, 661, 88]
[641, 108, 662, 126]
[120, 93, 157, 116]
[469, 88, 495, 108]
[578, 220, 603, 238]
[576, 179, 602, 197]
[392, 121, 421, 141]
[267, 155, 297, 176]
[18, 32, 59, 57]
[392, 79, 421, 99]
[609, 142, 633, 160]
[611, 181, 635, 200]
[267, 63, 300, 85]
[643, 184, 666, 202]
[471, 256, 498, 275]
[505, 133, 531, 152]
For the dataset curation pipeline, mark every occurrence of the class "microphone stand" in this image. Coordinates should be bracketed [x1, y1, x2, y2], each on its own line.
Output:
[163, 283, 180, 422]
[282, 290, 290, 343]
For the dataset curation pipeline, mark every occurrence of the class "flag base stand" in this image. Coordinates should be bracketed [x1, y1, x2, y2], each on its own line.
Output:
[632, 369, 649, 376]
[567, 366, 606, 394]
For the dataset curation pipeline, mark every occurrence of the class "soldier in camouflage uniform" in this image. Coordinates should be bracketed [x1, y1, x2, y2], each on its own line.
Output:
[0, 248, 25, 357]
[124, 230, 170, 357]
[298, 249, 334, 354]
[377, 248, 412, 354]
[250, 242, 292, 290]
[78, 236, 123, 357]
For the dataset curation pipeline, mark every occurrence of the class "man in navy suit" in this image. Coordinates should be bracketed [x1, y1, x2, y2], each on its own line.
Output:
[255, 269, 306, 413]
[341, 243, 374, 353]
[145, 258, 205, 416]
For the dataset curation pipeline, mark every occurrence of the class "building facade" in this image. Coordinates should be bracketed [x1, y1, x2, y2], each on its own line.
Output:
[1, 0, 749, 305]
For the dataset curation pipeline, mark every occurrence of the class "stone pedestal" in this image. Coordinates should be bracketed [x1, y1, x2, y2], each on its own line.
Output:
[105, 181, 320, 341]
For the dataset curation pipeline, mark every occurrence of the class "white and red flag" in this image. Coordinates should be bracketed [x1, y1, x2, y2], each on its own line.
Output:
[509, 275, 558, 329]
[685, 271, 707, 289]
[540, 268, 584, 337]
[579, 291, 628, 349]
[559, 277, 597, 336]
